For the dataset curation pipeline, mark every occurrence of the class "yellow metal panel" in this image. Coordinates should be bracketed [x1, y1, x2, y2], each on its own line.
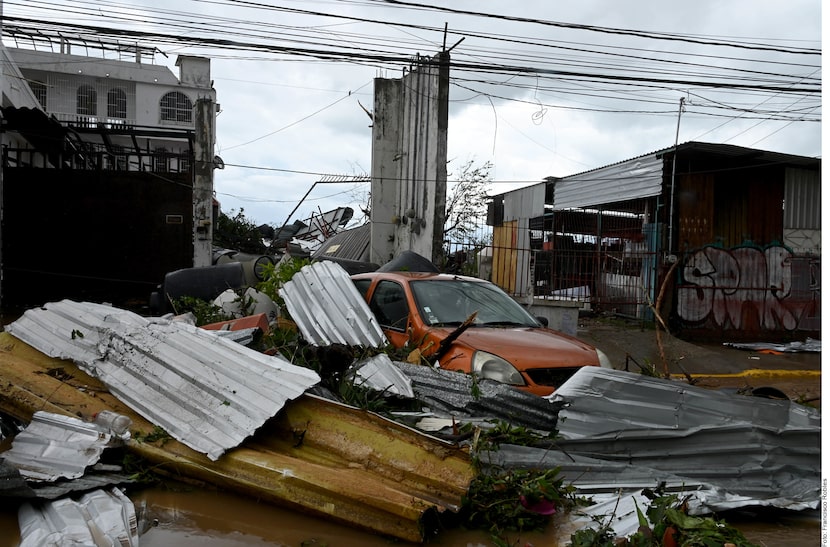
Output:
[492, 221, 518, 293]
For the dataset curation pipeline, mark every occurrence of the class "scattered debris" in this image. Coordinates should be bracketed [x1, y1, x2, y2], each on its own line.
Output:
[2, 411, 126, 482]
[6, 300, 320, 461]
[474, 366, 821, 540]
[724, 338, 821, 353]
[18, 488, 138, 547]
[0, 256, 820, 544]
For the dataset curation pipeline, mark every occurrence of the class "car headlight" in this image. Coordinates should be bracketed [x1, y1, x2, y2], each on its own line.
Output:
[471, 351, 526, 385]
[596, 348, 613, 369]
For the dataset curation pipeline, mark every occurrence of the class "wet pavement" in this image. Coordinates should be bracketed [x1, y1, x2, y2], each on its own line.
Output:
[575, 315, 822, 407]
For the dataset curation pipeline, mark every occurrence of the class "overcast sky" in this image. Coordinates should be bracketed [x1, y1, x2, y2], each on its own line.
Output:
[6, 0, 822, 229]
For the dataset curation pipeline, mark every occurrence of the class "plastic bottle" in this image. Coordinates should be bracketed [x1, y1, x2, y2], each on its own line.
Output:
[94, 410, 132, 437]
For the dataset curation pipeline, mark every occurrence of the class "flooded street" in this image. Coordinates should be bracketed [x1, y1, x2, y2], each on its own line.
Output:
[0, 483, 820, 546]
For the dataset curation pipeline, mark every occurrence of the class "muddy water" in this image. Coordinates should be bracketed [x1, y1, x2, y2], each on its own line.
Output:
[0, 484, 820, 546]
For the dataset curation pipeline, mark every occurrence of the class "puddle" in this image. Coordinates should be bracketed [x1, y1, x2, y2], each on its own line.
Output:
[0, 484, 820, 546]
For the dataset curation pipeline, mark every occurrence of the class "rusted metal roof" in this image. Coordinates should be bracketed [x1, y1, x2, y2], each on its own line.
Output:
[281, 260, 386, 347]
[311, 222, 372, 264]
[5, 300, 321, 461]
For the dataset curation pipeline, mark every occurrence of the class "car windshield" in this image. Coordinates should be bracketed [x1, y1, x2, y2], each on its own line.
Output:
[410, 279, 541, 328]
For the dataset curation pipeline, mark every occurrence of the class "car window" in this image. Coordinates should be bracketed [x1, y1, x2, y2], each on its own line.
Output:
[411, 279, 540, 327]
[368, 280, 409, 331]
[352, 278, 371, 299]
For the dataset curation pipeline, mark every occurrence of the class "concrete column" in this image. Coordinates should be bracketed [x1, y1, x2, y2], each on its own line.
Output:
[193, 97, 215, 267]
[370, 78, 402, 265]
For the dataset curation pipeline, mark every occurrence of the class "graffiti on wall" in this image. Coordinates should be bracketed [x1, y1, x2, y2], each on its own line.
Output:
[677, 244, 820, 332]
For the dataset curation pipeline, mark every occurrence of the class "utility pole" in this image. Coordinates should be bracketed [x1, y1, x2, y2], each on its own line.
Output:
[193, 98, 216, 267]
[668, 96, 685, 257]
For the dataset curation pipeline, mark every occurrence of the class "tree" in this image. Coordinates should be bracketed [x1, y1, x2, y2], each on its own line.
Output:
[444, 159, 492, 244]
[213, 208, 268, 254]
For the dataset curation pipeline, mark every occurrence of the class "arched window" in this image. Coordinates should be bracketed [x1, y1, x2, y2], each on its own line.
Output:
[107, 88, 127, 118]
[160, 91, 193, 123]
[77, 85, 97, 115]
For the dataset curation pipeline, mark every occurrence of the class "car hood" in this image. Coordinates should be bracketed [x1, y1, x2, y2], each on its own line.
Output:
[438, 326, 600, 370]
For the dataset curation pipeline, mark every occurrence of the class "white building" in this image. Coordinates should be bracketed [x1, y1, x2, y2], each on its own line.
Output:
[0, 27, 219, 311]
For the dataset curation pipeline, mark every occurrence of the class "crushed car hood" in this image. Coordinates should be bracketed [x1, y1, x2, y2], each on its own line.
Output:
[438, 326, 599, 370]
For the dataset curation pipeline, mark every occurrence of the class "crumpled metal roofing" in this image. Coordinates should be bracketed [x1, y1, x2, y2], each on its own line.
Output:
[394, 361, 564, 431]
[471, 367, 821, 539]
[18, 487, 138, 547]
[550, 366, 819, 439]
[477, 367, 820, 529]
[485, 444, 815, 540]
[281, 260, 386, 347]
[1, 411, 120, 482]
[0, 330, 473, 544]
[6, 300, 321, 461]
[349, 354, 415, 398]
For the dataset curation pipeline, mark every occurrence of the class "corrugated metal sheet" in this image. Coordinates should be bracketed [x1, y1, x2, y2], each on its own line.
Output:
[350, 354, 415, 398]
[476, 366, 821, 538]
[18, 488, 138, 547]
[29, 466, 136, 501]
[1, 411, 118, 482]
[394, 361, 564, 431]
[281, 260, 387, 347]
[5, 300, 321, 461]
[0, 331, 472, 543]
[312, 222, 372, 263]
[551, 366, 819, 437]
[532, 367, 819, 509]
[553, 154, 664, 210]
[503, 183, 545, 221]
[785, 167, 821, 229]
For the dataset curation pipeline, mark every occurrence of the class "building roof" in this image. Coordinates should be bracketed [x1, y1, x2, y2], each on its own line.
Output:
[492, 141, 821, 201]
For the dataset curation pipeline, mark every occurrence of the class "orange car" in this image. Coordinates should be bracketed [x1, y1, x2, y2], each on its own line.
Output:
[351, 270, 611, 397]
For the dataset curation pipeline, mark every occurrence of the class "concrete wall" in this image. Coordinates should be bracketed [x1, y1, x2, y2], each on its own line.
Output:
[523, 299, 581, 337]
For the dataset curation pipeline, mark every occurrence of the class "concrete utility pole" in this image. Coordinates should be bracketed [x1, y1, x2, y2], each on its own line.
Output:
[369, 50, 450, 266]
[193, 98, 216, 267]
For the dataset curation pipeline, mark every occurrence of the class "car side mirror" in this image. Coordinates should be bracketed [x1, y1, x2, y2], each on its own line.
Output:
[536, 316, 549, 327]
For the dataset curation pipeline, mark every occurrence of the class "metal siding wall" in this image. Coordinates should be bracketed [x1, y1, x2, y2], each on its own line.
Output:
[554, 155, 663, 210]
[784, 168, 821, 229]
[504, 184, 544, 221]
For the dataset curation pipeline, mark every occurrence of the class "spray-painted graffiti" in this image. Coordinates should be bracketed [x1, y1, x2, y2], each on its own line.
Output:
[677, 245, 821, 332]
